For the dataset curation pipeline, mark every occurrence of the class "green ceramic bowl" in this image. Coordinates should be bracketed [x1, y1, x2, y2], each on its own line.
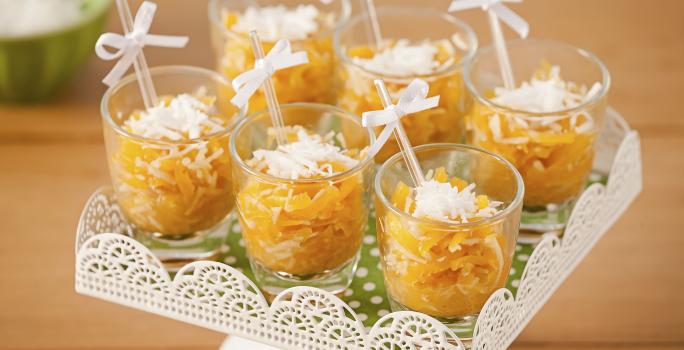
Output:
[0, 0, 111, 103]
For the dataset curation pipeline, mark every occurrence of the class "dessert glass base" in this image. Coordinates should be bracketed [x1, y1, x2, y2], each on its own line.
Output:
[518, 171, 608, 243]
[520, 199, 574, 232]
[388, 297, 478, 341]
[250, 253, 360, 296]
[134, 215, 232, 272]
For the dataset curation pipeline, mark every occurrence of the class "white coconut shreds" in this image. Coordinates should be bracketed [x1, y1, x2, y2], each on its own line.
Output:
[124, 94, 225, 141]
[248, 126, 360, 180]
[412, 180, 502, 223]
[229, 5, 324, 42]
[352, 39, 454, 77]
[492, 65, 602, 114]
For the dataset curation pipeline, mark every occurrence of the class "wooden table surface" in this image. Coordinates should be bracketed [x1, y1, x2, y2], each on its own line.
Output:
[1, 0, 682, 349]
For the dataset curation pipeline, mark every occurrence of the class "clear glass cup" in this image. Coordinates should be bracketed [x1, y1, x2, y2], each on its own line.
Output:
[464, 39, 610, 233]
[334, 6, 477, 162]
[208, 0, 351, 114]
[375, 144, 523, 337]
[101, 66, 245, 270]
[229, 103, 374, 295]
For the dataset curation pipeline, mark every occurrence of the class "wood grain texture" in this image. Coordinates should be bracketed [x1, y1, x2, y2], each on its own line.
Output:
[0, 0, 682, 349]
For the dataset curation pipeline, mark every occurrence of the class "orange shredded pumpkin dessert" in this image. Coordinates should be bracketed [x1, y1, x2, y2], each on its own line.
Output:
[236, 126, 368, 276]
[217, 5, 339, 113]
[109, 92, 234, 237]
[467, 63, 603, 206]
[338, 39, 466, 162]
[376, 167, 510, 317]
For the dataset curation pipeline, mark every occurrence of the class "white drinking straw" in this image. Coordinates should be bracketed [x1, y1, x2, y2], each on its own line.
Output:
[249, 31, 287, 146]
[95, 1, 189, 107]
[374, 80, 424, 185]
[448, 0, 529, 90]
[487, 10, 515, 89]
[362, 79, 440, 187]
[115, 0, 158, 108]
[361, 0, 383, 49]
[229, 36, 308, 146]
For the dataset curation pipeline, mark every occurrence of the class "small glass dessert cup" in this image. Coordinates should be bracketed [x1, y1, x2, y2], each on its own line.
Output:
[229, 103, 374, 295]
[101, 66, 244, 270]
[375, 144, 523, 338]
[464, 39, 610, 234]
[334, 7, 477, 162]
[208, 0, 350, 114]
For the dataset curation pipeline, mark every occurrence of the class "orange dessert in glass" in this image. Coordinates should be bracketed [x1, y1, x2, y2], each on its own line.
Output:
[375, 144, 522, 333]
[465, 39, 609, 231]
[230, 103, 373, 294]
[334, 7, 477, 162]
[101, 66, 243, 266]
[209, 0, 350, 113]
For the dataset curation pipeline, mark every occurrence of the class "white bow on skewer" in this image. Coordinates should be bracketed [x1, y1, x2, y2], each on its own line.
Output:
[95, 1, 189, 86]
[448, 0, 529, 38]
[230, 39, 309, 108]
[362, 79, 440, 158]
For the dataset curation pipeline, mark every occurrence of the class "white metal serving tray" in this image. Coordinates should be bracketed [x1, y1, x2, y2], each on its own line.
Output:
[75, 108, 641, 349]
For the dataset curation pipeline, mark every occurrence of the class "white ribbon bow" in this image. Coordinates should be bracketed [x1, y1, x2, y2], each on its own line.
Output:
[230, 39, 309, 108]
[361, 79, 440, 158]
[95, 1, 189, 86]
[448, 0, 529, 38]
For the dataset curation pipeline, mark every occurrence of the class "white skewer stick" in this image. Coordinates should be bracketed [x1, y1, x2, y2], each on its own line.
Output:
[448, 0, 530, 91]
[488, 10, 516, 90]
[115, 0, 158, 108]
[362, 0, 383, 49]
[374, 80, 425, 186]
[249, 31, 287, 146]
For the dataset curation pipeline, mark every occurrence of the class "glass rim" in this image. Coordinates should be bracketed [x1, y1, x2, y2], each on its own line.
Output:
[100, 65, 246, 145]
[464, 38, 611, 118]
[374, 143, 525, 228]
[207, 0, 352, 43]
[229, 102, 375, 185]
[333, 6, 478, 81]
